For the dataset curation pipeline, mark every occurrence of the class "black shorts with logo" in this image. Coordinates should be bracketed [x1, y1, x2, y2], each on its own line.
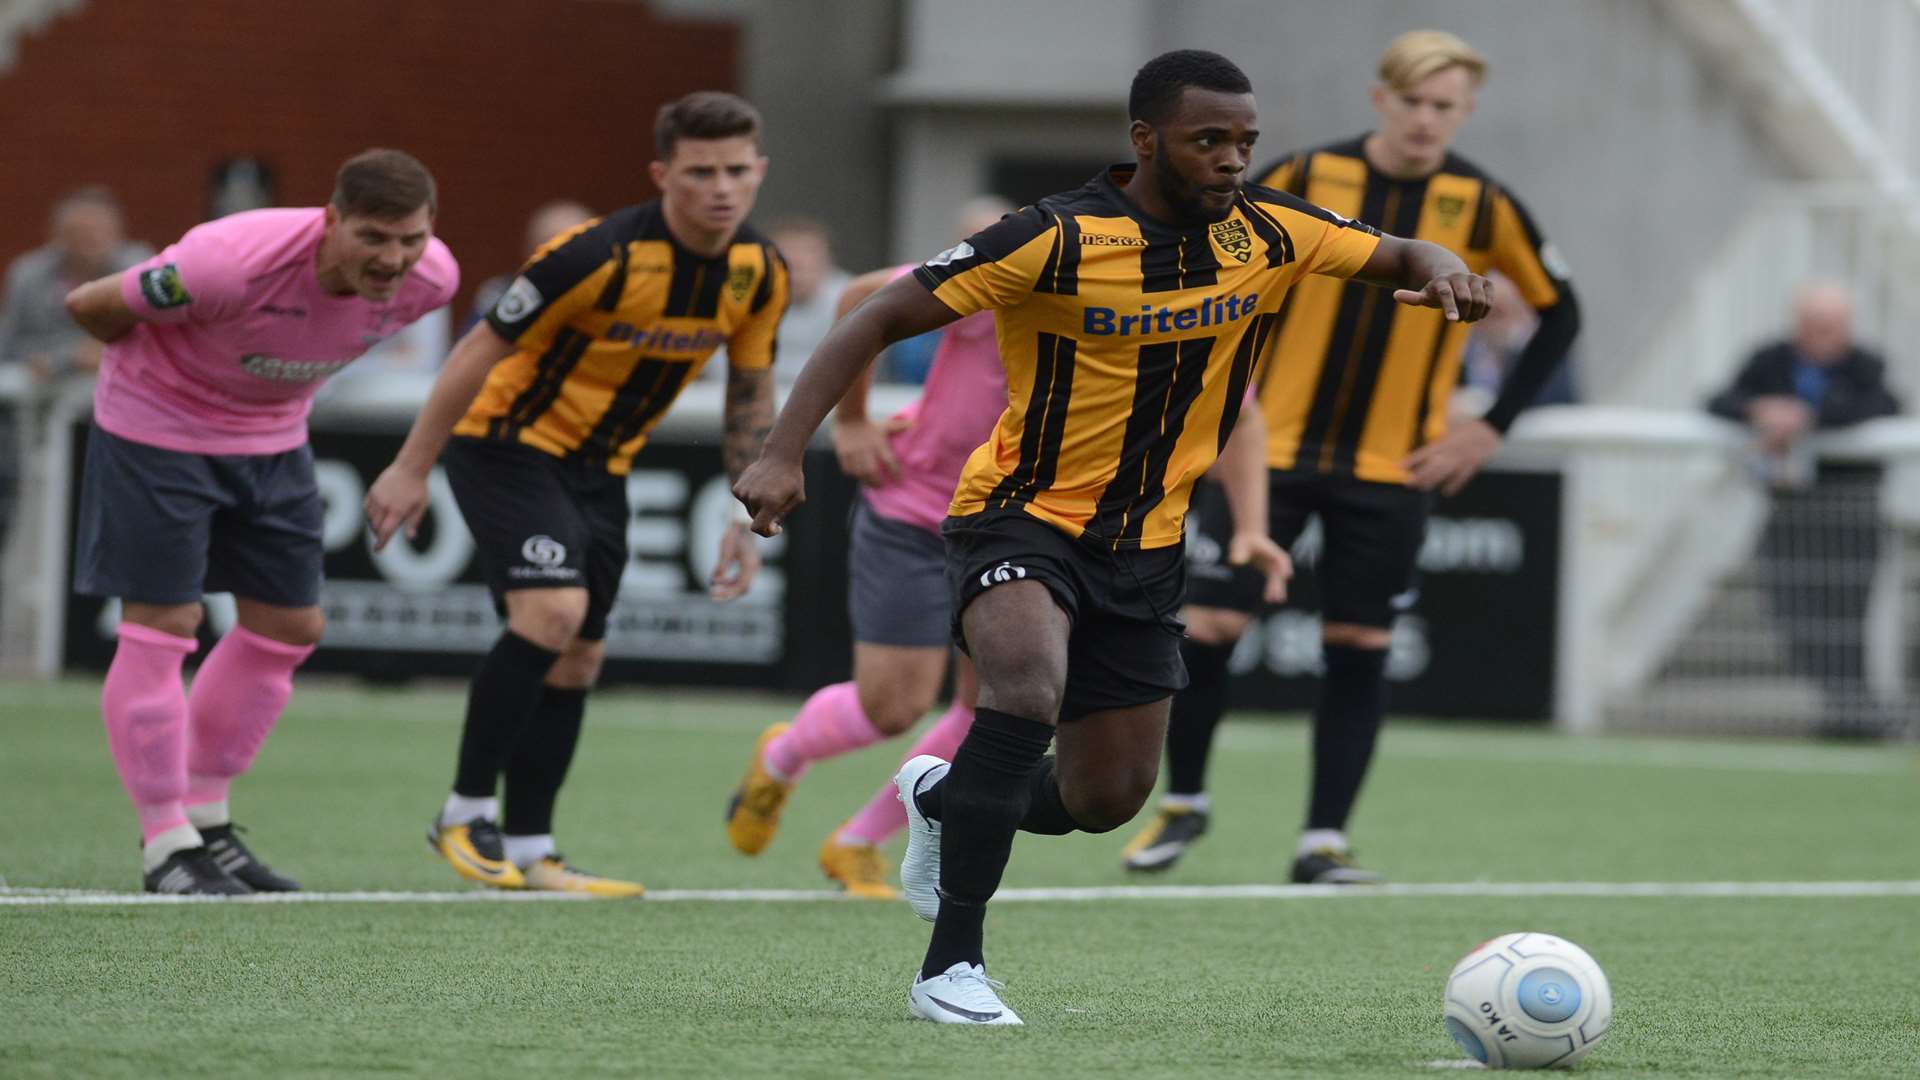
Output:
[442, 436, 629, 642]
[943, 508, 1188, 720]
[1186, 472, 1431, 628]
[72, 424, 323, 607]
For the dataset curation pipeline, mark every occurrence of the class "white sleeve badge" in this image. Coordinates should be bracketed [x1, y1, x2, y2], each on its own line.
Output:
[494, 276, 543, 323]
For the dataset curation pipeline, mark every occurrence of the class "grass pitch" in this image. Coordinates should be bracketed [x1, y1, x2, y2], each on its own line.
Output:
[3, 678, 1917, 1078]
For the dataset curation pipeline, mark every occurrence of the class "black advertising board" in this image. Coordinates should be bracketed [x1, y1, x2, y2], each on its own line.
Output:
[62, 421, 1557, 718]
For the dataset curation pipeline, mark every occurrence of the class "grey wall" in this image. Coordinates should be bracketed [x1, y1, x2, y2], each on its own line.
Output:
[666, 0, 1795, 388]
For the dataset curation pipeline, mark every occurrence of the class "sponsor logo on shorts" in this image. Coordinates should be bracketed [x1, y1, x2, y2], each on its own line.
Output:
[494, 276, 542, 324]
[978, 561, 1027, 588]
[521, 534, 567, 567]
[139, 264, 192, 309]
[240, 355, 354, 382]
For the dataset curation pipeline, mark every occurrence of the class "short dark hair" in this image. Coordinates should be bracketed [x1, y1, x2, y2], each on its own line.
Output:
[1128, 49, 1253, 125]
[331, 149, 437, 220]
[655, 91, 762, 161]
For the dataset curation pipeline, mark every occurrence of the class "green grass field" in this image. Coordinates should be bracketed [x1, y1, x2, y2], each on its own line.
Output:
[3, 678, 1917, 1078]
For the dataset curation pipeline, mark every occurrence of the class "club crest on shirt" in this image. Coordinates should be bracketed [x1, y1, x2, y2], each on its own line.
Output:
[1435, 195, 1467, 227]
[139, 264, 192, 309]
[728, 264, 755, 302]
[1209, 219, 1253, 264]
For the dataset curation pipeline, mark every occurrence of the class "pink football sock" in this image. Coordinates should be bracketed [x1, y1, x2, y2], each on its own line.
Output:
[102, 623, 199, 842]
[184, 626, 315, 806]
[763, 681, 884, 781]
[837, 700, 975, 846]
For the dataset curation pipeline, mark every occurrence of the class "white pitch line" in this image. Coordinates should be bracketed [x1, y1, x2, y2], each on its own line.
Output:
[3, 881, 1917, 907]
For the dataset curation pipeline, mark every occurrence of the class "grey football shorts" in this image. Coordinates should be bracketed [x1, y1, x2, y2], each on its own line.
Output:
[72, 423, 323, 607]
[847, 500, 951, 648]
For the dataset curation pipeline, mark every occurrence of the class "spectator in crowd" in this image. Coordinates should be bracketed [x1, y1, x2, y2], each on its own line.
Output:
[461, 200, 596, 336]
[0, 187, 154, 385]
[766, 217, 850, 380]
[1453, 270, 1577, 422]
[1708, 282, 1904, 738]
[0, 187, 153, 607]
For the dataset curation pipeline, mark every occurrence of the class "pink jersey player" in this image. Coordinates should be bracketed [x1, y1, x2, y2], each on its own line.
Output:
[63, 150, 458, 896]
[722, 198, 1016, 897]
[99, 207, 454, 455]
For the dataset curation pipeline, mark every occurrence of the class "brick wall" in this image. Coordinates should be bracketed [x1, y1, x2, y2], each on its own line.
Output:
[0, 0, 737, 316]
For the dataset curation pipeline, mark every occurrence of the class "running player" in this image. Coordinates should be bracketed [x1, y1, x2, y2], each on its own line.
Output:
[735, 50, 1490, 1024]
[365, 91, 787, 898]
[723, 197, 1013, 898]
[1121, 30, 1580, 883]
[727, 198, 1280, 897]
[64, 149, 458, 894]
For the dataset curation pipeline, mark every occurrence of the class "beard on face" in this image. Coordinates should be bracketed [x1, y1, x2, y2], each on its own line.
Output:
[1152, 143, 1236, 225]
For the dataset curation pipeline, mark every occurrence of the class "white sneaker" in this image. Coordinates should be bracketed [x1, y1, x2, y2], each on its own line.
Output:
[908, 962, 1024, 1025]
[894, 754, 949, 922]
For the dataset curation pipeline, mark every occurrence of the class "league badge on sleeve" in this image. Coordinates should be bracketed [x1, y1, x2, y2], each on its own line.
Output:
[494, 276, 543, 324]
[139, 264, 192, 310]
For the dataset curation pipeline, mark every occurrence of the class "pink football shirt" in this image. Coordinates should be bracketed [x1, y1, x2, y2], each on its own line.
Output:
[98, 207, 458, 455]
[862, 266, 1009, 534]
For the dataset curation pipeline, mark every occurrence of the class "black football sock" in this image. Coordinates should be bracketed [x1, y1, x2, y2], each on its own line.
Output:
[451, 631, 561, 799]
[1304, 643, 1389, 832]
[503, 687, 588, 838]
[1016, 756, 1085, 835]
[1165, 638, 1236, 797]
[921, 708, 1054, 980]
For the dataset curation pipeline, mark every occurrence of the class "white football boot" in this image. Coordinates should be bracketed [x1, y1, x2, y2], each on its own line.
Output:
[909, 962, 1024, 1026]
[893, 754, 949, 922]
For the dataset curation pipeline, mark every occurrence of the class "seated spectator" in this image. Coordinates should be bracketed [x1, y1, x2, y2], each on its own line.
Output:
[767, 218, 850, 380]
[0, 186, 153, 385]
[1707, 282, 1903, 738]
[0, 187, 153, 600]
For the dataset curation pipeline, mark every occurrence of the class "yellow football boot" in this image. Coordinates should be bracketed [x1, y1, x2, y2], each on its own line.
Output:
[426, 817, 525, 889]
[724, 722, 795, 855]
[1119, 804, 1210, 873]
[521, 856, 646, 898]
[819, 830, 898, 899]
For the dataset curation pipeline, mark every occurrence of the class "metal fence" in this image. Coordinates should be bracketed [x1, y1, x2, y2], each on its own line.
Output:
[1607, 463, 1917, 739]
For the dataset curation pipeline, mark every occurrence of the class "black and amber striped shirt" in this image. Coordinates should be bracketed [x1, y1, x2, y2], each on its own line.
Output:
[455, 200, 789, 474]
[1254, 137, 1572, 484]
[918, 165, 1380, 550]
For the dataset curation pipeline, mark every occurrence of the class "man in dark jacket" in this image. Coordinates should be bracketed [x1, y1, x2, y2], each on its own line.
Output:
[1708, 283, 1902, 737]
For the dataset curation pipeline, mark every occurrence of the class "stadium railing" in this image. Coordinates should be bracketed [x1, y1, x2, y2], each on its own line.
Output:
[5, 378, 1916, 739]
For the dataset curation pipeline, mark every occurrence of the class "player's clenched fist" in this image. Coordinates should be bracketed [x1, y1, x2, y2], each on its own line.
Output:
[733, 455, 806, 537]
